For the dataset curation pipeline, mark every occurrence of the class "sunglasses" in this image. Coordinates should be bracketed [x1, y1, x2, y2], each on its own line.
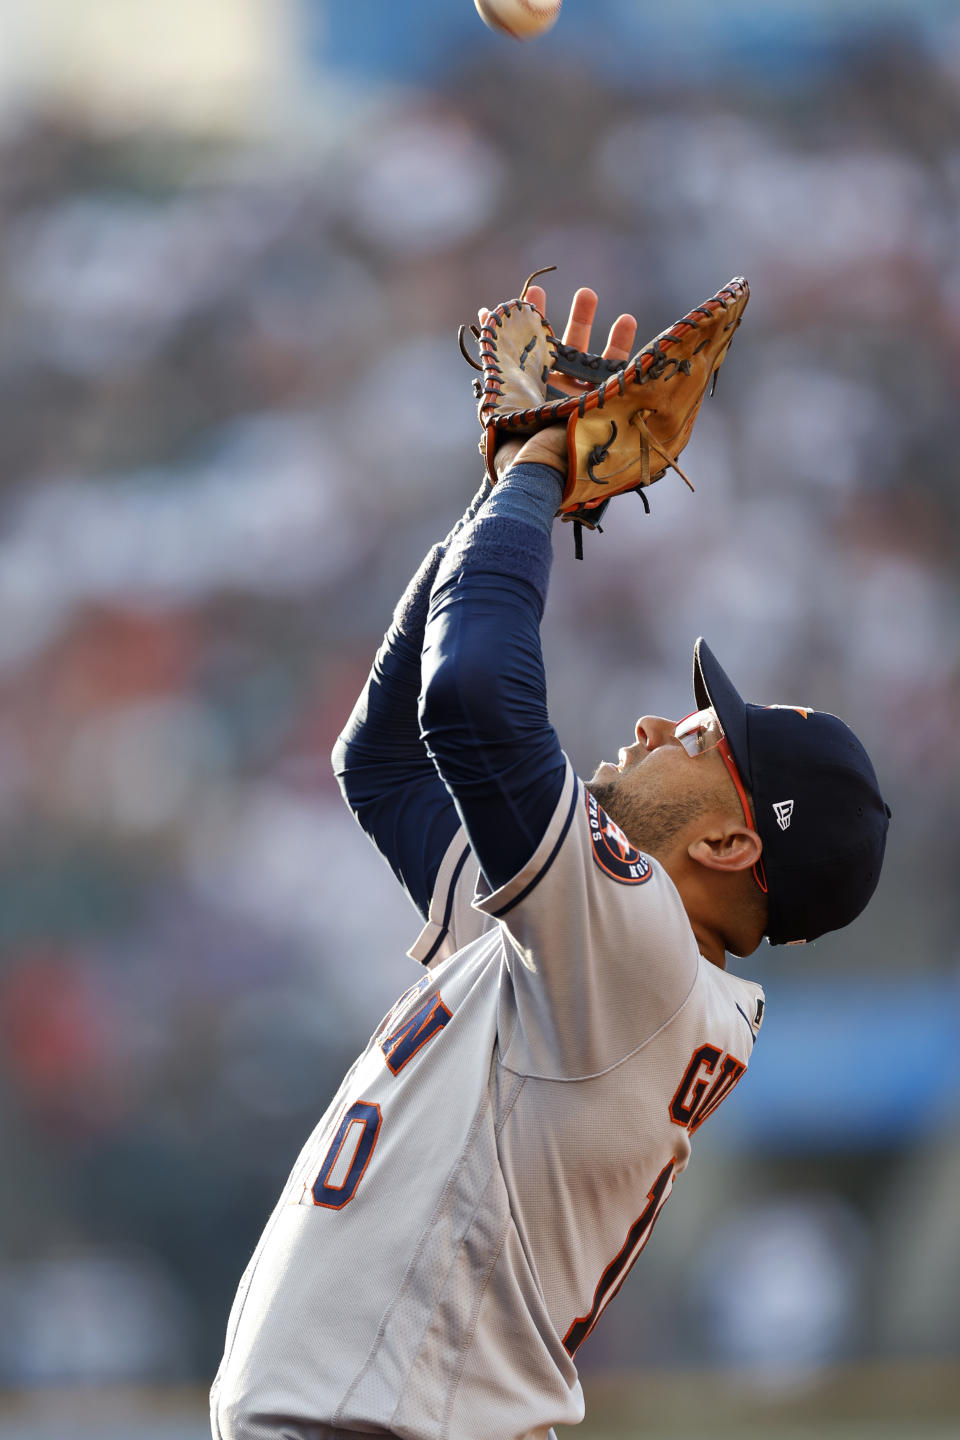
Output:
[674, 707, 767, 894]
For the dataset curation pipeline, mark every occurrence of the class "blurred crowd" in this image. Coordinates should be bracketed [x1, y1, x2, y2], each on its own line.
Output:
[0, 14, 958, 1398]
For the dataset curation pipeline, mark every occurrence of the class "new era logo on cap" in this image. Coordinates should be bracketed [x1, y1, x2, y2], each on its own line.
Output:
[772, 799, 794, 831]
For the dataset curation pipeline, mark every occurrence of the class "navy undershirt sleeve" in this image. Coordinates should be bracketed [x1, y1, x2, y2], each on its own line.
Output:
[419, 463, 567, 891]
[332, 478, 491, 919]
[332, 628, 463, 918]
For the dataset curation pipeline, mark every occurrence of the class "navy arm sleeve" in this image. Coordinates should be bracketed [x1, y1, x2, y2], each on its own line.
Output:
[418, 463, 568, 892]
[332, 479, 490, 919]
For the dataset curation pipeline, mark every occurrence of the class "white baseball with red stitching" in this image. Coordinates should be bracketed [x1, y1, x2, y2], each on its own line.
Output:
[474, 0, 562, 41]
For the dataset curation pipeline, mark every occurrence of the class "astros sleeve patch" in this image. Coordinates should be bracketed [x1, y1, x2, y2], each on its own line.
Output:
[586, 791, 654, 885]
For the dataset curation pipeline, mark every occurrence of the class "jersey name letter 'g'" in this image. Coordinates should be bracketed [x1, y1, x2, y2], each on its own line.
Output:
[669, 1043, 746, 1135]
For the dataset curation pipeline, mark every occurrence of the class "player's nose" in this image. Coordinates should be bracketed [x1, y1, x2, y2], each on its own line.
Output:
[635, 715, 679, 751]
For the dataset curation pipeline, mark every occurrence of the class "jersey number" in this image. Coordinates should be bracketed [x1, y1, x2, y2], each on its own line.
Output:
[311, 990, 451, 1208]
[312, 1101, 382, 1209]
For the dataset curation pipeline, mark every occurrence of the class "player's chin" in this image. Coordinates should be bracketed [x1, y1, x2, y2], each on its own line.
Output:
[588, 761, 620, 786]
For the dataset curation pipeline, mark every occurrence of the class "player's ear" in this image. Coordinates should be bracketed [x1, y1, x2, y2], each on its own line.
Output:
[688, 821, 762, 875]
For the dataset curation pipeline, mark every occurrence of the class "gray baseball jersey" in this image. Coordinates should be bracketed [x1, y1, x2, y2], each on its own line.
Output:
[211, 761, 764, 1440]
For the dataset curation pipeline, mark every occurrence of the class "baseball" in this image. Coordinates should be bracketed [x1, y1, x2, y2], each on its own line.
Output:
[474, 0, 562, 41]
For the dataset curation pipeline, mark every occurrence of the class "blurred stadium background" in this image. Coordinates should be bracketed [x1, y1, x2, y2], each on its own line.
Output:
[0, 1, 958, 1436]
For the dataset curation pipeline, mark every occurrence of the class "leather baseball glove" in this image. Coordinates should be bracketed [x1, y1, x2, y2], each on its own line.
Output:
[460, 269, 749, 550]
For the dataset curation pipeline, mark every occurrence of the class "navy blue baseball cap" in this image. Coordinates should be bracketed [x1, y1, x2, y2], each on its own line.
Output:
[693, 638, 890, 946]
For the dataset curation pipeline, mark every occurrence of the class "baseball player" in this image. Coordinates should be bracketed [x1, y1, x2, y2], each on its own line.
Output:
[211, 284, 890, 1440]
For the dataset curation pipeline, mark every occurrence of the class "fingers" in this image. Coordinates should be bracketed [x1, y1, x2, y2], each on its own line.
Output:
[480, 285, 637, 363]
[604, 312, 638, 363]
[562, 292, 638, 360]
[561, 288, 599, 352]
[523, 284, 546, 317]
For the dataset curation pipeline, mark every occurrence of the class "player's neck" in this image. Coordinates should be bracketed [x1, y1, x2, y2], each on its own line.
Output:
[690, 918, 728, 970]
[656, 853, 730, 970]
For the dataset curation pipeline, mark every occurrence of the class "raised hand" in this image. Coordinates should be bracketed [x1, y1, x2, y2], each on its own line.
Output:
[487, 281, 638, 480]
